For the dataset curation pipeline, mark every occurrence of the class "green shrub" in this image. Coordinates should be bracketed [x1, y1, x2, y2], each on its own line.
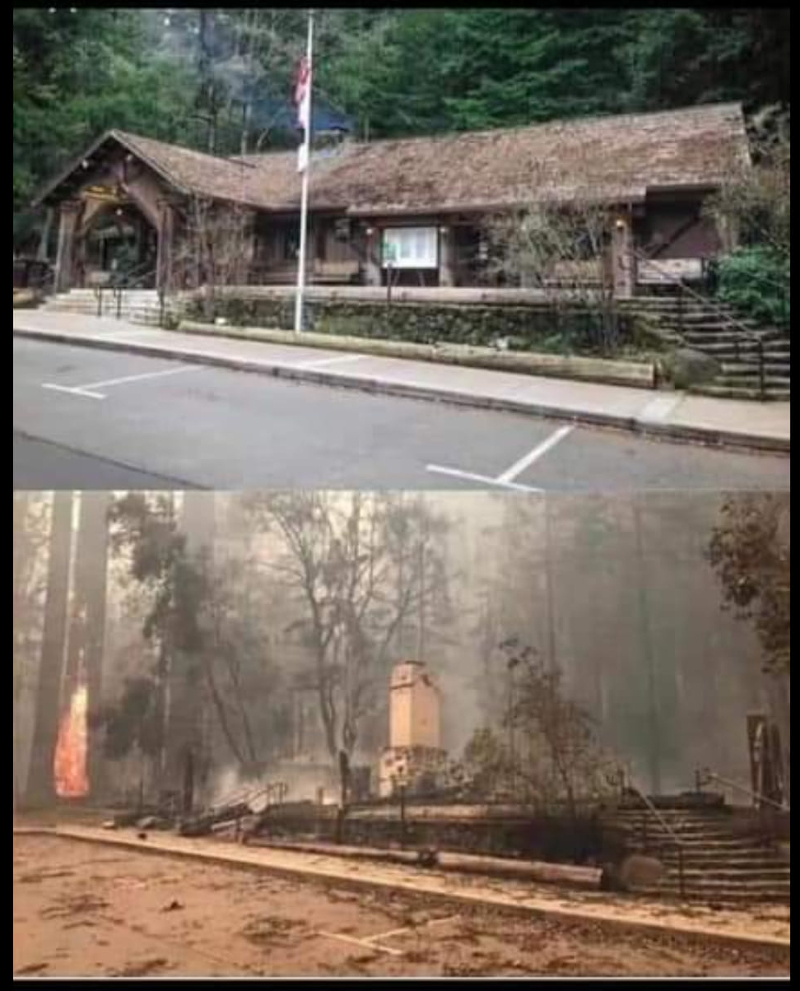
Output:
[186, 295, 638, 357]
[715, 248, 790, 330]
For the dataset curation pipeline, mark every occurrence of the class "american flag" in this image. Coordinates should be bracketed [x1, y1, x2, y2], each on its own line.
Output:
[294, 56, 311, 133]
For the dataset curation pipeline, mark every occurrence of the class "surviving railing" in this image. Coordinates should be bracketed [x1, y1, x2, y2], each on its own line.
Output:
[93, 262, 159, 320]
[624, 776, 686, 900]
[697, 767, 790, 813]
[633, 249, 772, 401]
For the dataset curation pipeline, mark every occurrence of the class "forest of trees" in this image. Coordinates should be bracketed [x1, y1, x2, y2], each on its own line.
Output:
[13, 7, 791, 247]
[13, 489, 789, 810]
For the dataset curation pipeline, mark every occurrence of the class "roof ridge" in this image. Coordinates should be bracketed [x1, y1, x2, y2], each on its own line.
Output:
[110, 129, 245, 167]
[351, 102, 745, 147]
[35, 103, 748, 214]
[113, 102, 744, 164]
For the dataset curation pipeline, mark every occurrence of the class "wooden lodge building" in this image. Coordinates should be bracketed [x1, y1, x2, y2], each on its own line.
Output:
[32, 102, 749, 299]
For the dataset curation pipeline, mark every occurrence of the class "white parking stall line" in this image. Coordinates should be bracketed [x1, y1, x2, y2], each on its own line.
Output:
[316, 931, 405, 957]
[41, 363, 198, 399]
[74, 364, 199, 390]
[496, 425, 574, 483]
[41, 383, 107, 400]
[426, 424, 573, 491]
[368, 916, 459, 943]
[425, 465, 544, 493]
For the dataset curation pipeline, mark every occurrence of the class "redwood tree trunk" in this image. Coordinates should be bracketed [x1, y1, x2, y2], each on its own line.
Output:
[62, 492, 110, 801]
[163, 492, 217, 795]
[25, 491, 74, 806]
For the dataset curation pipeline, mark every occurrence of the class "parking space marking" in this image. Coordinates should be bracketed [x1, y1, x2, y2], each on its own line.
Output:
[317, 914, 459, 958]
[41, 363, 198, 399]
[41, 383, 107, 400]
[427, 424, 573, 491]
[368, 916, 460, 943]
[496, 425, 573, 482]
[426, 465, 543, 492]
[317, 931, 405, 956]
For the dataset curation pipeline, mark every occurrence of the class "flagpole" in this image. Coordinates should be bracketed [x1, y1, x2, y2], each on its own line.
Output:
[294, 10, 314, 333]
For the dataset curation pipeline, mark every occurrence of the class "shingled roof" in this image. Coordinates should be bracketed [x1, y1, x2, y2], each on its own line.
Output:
[37, 103, 749, 215]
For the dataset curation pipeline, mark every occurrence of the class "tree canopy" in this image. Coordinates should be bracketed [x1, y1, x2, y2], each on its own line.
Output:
[14, 7, 790, 248]
[707, 493, 790, 677]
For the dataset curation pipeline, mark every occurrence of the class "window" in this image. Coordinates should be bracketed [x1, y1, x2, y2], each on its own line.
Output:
[382, 226, 438, 269]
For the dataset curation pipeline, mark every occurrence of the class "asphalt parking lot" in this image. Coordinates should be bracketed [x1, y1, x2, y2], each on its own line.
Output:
[14, 337, 791, 491]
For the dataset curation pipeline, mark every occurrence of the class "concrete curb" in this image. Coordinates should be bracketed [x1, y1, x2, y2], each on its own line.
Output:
[14, 327, 790, 455]
[178, 319, 657, 389]
[13, 826, 791, 957]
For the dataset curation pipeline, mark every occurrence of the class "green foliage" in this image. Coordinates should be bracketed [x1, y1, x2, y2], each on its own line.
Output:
[716, 248, 790, 329]
[704, 130, 790, 329]
[707, 493, 790, 676]
[13, 8, 197, 246]
[13, 8, 791, 249]
[92, 676, 163, 761]
[108, 493, 290, 770]
[108, 493, 199, 652]
[461, 727, 515, 798]
[320, 8, 790, 140]
[189, 294, 638, 358]
[461, 638, 614, 811]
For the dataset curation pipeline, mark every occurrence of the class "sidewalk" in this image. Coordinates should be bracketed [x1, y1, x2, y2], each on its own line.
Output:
[14, 311, 790, 453]
[13, 826, 791, 952]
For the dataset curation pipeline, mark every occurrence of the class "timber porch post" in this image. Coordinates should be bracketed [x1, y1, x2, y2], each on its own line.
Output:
[438, 224, 455, 286]
[156, 198, 176, 293]
[53, 200, 82, 292]
[611, 209, 637, 299]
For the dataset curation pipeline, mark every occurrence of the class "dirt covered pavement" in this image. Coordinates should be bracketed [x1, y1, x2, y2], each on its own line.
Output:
[13, 833, 789, 977]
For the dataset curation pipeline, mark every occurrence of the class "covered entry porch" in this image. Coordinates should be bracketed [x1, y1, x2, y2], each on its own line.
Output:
[32, 131, 180, 295]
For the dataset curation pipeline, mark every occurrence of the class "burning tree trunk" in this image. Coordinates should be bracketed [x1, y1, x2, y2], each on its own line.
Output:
[25, 491, 74, 806]
[60, 492, 110, 800]
[53, 684, 89, 799]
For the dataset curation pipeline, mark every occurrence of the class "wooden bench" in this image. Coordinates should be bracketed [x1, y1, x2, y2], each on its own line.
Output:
[85, 269, 114, 288]
[637, 258, 704, 284]
[250, 260, 361, 286]
[313, 260, 361, 284]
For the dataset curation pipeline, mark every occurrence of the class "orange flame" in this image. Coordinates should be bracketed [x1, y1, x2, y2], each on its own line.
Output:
[54, 684, 89, 798]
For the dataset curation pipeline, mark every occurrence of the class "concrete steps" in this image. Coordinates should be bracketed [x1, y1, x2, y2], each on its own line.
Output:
[634, 881, 791, 903]
[604, 804, 790, 904]
[39, 290, 178, 326]
[623, 292, 790, 399]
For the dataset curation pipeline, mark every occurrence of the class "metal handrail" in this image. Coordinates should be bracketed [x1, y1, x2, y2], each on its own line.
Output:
[624, 776, 686, 899]
[633, 249, 771, 401]
[633, 249, 761, 341]
[112, 267, 158, 319]
[109, 257, 155, 289]
[699, 768, 789, 813]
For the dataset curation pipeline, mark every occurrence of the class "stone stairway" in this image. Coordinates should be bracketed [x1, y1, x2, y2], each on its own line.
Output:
[620, 296, 790, 401]
[38, 288, 182, 326]
[605, 803, 790, 904]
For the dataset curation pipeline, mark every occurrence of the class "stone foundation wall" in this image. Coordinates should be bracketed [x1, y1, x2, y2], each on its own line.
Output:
[260, 802, 610, 864]
[186, 294, 640, 357]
